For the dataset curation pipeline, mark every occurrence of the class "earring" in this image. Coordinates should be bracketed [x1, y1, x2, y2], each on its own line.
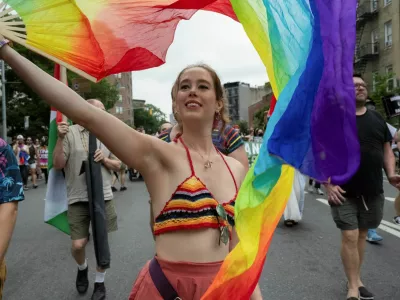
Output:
[213, 111, 221, 129]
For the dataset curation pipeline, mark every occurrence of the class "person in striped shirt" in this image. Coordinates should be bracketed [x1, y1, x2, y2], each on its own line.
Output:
[159, 122, 248, 167]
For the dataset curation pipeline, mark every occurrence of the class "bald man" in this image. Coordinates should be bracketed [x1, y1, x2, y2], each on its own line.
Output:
[53, 99, 121, 300]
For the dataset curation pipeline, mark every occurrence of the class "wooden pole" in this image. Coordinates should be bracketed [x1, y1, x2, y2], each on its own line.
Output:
[59, 65, 68, 122]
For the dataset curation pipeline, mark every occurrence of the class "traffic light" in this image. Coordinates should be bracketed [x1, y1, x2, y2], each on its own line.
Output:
[149, 108, 153, 116]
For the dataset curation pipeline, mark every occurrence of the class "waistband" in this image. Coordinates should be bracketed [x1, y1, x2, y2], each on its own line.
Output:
[155, 256, 223, 277]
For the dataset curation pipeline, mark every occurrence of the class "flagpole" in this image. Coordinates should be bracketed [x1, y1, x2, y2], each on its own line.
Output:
[59, 65, 68, 123]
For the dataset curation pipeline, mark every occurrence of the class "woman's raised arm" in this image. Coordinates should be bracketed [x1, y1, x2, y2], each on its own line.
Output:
[0, 44, 166, 175]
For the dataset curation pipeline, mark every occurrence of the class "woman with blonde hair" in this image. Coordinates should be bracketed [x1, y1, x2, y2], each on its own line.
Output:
[0, 38, 262, 299]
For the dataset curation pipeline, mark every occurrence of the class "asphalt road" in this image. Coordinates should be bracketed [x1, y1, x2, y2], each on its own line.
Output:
[3, 177, 400, 300]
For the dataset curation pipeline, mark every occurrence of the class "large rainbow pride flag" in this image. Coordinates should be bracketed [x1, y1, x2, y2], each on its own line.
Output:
[203, 1, 360, 298]
[2, 0, 360, 298]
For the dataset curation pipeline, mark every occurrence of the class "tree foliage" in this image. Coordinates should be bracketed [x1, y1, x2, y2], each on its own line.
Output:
[253, 105, 269, 131]
[369, 73, 400, 127]
[1, 44, 119, 139]
[133, 103, 167, 134]
[234, 120, 248, 135]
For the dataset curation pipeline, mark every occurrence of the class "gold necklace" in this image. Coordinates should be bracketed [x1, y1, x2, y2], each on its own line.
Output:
[184, 140, 214, 169]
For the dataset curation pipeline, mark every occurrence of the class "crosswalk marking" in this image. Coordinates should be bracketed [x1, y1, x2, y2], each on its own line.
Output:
[309, 191, 394, 202]
[381, 220, 400, 231]
[314, 198, 400, 238]
[378, 224, 400, 238]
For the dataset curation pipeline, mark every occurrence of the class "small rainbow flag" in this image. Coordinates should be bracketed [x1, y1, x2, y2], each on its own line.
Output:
[203, 1, 360, 298]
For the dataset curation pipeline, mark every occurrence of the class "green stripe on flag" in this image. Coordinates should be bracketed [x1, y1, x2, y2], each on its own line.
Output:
[44, 111, 70, 235]
[48, 117, 57, 171]
[45, 211, 70, 234]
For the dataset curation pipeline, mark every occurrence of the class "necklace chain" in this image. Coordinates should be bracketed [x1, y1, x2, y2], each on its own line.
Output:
[184, 139, 214, 169]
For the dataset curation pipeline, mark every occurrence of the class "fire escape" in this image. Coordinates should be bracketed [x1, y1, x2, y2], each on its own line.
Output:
[354, 0, 379, 74]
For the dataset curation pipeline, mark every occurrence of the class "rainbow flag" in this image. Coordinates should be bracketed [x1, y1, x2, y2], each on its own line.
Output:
[203, 1, 360, 299]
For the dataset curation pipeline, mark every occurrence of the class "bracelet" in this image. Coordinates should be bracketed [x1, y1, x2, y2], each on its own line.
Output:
[0, 39, 10, 49]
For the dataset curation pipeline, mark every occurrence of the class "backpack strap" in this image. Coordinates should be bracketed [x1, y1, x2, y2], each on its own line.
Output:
[149, 258, 181, 300]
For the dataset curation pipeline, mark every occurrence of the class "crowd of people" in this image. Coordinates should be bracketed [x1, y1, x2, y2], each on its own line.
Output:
[0, 37, 399, 300]
[10, 135, 48, 189]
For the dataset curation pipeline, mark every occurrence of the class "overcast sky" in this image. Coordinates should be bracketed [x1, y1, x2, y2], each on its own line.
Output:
[131, 11, 269, 117]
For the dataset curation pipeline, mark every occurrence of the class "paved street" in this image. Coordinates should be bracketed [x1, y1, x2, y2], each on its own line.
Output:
[3, 177, 400, 300]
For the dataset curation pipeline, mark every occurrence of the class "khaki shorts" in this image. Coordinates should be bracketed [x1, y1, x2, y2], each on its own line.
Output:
[0, 260, 6, 300]
[331, 194, 384, 230]
[67, 200, 118, 240]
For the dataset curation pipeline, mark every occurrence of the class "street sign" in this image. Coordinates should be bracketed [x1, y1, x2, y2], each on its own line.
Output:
[244, 141, 262, 166]
[382, 95, 400, 119]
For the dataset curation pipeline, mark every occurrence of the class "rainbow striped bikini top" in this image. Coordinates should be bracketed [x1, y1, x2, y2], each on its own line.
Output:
[153, 138, 237, 236]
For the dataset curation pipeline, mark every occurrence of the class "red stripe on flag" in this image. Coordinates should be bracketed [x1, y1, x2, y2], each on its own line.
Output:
[267, 94, 277, 117]
[53, 64, 64, 123]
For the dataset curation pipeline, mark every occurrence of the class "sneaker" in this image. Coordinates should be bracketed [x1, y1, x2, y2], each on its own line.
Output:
[33, 185, 38, 189]
[359, 286, 374, 300]
[307, 185, 314, 193]
[23, 186, 29, 191]
[120, 186, 127, 191]
[76, 266, 89, 294]
[316, 188, 324, 195]
[111, 186, 117, 192]
[91, 282, 106, 300]
[366, 229, 383, 243]
[393, 216, 400, 225]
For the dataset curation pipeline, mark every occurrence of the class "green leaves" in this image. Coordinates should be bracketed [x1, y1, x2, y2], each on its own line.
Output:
[133, 103, 167, 134]
[1, 44, 120, 139]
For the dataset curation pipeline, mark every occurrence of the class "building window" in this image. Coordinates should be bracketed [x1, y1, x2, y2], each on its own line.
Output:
[233, 88, 238, 96]
[384, 21, 392, 48]
[371, 29, 379, 54]
[384, 0, 392, 6]
[386, 65, 394, 91]
[118, 94, 123, 102]
[116, 73, 122, 79]
[116, 106, 123, 114]
[371, 0, 378, 11]
[372, 72, 378, 92]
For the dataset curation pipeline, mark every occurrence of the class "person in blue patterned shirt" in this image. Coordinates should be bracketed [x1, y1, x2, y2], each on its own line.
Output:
[0, 137, 24, 299]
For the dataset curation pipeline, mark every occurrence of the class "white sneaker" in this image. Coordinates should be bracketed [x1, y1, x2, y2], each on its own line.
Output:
[307, 185, 314, 193]
[393, 216, 400, 225]
[317, 188, 324, 195]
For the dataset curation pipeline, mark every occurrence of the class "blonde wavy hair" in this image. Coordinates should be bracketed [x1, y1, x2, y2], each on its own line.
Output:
[171, 64, 230, 134]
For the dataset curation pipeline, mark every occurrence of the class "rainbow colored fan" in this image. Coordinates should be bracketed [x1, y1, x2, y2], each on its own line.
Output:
[0, 0, 236, 82]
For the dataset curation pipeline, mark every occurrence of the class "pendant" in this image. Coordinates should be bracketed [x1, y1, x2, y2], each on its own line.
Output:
[219, 226, 229, 245]
[204, 160, 213, 169]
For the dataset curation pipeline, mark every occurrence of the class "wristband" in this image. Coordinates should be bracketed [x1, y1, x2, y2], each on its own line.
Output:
[0, 39, 10, 49]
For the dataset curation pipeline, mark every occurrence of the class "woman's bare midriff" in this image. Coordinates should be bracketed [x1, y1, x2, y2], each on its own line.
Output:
[155, 229, 230, 263]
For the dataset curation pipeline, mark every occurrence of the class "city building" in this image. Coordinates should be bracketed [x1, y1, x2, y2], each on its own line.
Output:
[106, 73, 134, 126]
[132, 99, 146, 109]
[248, 82, 273, 128]
[71, 72, 134, 126]
[224, 82, 267, 123]
[354, 0, 399, 91]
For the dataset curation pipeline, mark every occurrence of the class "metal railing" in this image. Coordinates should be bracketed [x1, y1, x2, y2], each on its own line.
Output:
[357, 0, 379, 20]
[356, 42, 379, 59]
